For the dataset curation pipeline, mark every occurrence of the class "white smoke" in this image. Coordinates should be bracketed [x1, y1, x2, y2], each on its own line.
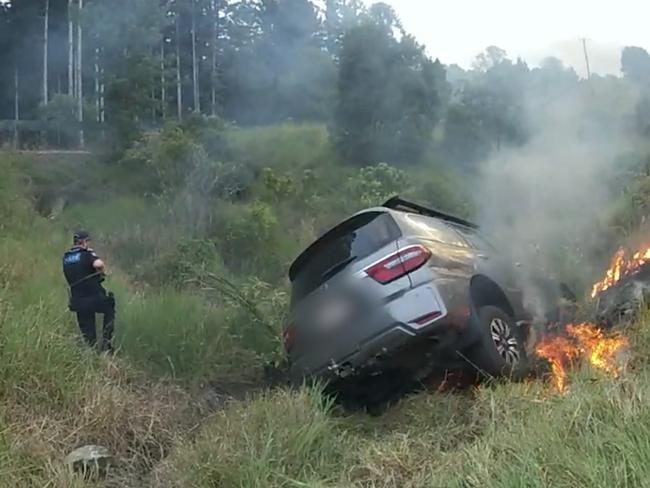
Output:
[476, 78, 642, 318]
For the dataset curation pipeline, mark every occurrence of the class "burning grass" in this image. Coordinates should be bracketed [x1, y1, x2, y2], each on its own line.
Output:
[591, 245, 650, 298]
[535, 323, 629, 393]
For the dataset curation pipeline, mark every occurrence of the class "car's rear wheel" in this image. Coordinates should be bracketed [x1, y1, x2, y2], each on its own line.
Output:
[465, 305, 528, 379]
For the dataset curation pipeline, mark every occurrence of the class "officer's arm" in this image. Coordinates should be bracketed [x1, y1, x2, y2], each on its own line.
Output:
[93, 258, 105, 273]
[89, 250, 105, 273]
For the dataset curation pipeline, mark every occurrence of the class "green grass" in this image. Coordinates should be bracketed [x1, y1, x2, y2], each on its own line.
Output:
[228, 123, 335, 173]
[156, 359, 650, 488]
[118, 288, 261, 382]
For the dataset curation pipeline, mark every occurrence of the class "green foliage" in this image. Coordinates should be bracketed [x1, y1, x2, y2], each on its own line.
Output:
[407, 166, 474, 217]
[212, 200, 288, 281]
[335, 16, 446, 165]
[120, 123, 199, 195]
[346, 162, 409, 207]
[444, 50, 530, 166]
[0, 154, 32, 233]
[227, 123, 334, 172]
[150, 239, 226, 288]
[621, 46, 650, 85]
[118, 288, 259, 381]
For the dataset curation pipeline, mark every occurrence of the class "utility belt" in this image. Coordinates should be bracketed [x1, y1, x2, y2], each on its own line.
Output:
[68, 291, 115, 313]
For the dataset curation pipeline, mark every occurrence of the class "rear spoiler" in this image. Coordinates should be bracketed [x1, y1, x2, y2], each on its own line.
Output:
[382, 196, 479, 230]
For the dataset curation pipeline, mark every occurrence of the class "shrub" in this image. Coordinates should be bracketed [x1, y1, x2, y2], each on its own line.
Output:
[346, 162, 409, 207]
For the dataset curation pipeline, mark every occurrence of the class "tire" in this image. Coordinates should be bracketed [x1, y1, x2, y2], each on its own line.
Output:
[464, 305, 528, 380]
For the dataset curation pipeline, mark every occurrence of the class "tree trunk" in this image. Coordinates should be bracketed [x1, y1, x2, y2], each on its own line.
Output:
[100, 58, 105, 124]
[14, 64, 19, 149]
[176, 13, 182, 120]
[43, 0, 49, 107]
[68, 0, 74, 96]
[210, 0, 218, 117]
[191, 0, 200, 113]
[94, 47, 100, 122]
[77, 0, 84, 147]
[161, 38, 166, 119]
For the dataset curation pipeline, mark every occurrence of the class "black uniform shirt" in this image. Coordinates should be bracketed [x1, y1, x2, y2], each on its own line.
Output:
[62, 246, 103, 297]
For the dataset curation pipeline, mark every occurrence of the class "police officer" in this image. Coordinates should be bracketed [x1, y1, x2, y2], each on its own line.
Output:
[62, 231, 115, 352]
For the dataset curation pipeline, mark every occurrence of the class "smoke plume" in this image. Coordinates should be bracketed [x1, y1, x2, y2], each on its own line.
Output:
[476, 79, 641, 318]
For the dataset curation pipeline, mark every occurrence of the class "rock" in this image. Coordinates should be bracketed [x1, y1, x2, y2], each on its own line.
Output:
[65, 445, 112, 478]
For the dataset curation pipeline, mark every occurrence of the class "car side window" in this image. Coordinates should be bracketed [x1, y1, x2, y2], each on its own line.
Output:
[402, 214, 467, 247]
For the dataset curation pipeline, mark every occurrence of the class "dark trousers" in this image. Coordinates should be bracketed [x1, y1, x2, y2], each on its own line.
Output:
[71, 293, 115, 351]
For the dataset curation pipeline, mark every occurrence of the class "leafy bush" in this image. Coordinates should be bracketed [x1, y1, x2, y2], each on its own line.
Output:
[346, 162, 409, 207]
[119, 123, 200, 195]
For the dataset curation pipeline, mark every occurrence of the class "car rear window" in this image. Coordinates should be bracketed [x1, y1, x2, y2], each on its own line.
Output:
[289, 212, 401, 304]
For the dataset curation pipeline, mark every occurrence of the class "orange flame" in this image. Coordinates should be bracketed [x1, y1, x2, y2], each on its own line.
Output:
[535, 323, 628, 393]
[591, 246, 650, 298]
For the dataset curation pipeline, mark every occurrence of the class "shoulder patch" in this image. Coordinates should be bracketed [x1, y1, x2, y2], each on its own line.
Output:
[63, 251, 82, 265]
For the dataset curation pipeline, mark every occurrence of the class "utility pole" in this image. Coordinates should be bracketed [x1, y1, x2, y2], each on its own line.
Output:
[581, 38, 591, 80]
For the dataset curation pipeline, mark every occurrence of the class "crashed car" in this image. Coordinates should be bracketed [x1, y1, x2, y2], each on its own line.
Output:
[283, 197, 533, 407]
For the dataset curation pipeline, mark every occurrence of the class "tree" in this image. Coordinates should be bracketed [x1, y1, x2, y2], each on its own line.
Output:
[323, 0, 365, 56]
[191, 0, 200, 112]
[219, 0, 335, 124]
[443, 48, 529, 166]
[621, 46, 650, 85]
[335, 9, 446, 165]
[42, 0, 50, 108]
[68, 0, 74, 96]
[473, 45, 507, 71]
[77, 0, 84, 147]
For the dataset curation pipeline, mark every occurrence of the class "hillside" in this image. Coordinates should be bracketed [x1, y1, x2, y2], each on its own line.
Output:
[1, 120, 650, 487]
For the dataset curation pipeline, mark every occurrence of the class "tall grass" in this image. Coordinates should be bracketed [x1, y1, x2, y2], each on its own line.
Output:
[118, 288, 261, 382]
[0, 154, 234, 485]
[153, 309, 650, 487]
[0, 236, 195, 487]
[156, 361, 650, 488]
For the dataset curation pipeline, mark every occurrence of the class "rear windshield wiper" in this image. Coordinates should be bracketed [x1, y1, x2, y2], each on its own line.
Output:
[321, 255, 357, 282]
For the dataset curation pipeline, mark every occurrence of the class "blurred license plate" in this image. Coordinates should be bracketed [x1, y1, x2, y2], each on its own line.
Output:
[316, 299, 351, 330]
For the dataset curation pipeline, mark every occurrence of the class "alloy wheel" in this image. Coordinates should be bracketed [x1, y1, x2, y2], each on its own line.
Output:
[490, 318, 520, 365]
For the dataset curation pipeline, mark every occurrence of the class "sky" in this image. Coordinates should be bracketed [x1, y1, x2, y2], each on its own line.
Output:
[365, 0, 650, 77]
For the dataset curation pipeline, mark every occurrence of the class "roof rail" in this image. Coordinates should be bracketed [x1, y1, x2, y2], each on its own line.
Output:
[382, 196, 479, 229]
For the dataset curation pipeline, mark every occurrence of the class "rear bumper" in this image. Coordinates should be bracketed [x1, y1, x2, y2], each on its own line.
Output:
[287, 277, 485, 384]
[288, 312, 474, 385]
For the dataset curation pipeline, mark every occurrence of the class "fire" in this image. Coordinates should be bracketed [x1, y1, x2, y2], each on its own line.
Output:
[591, 245, 650, 298]
[535, 323, 628, 393]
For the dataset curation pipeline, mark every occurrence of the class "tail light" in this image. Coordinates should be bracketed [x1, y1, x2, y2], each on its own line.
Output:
[283, 322, 296, 352]
[365, 245, 431, 284]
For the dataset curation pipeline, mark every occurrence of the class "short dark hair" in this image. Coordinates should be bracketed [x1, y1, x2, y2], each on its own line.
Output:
[73, 230, 90, 244]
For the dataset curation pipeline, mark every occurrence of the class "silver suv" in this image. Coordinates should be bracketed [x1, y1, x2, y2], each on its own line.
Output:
[284, 197, 532, 408]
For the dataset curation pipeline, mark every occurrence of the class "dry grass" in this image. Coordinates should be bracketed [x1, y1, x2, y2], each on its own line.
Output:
[1, 360, 195, 487]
